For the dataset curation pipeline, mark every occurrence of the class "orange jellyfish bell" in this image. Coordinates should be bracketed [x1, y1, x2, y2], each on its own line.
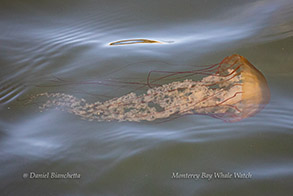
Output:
[215, 54, 271, 122]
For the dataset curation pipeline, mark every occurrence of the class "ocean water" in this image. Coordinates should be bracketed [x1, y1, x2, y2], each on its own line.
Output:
[0, 0, 293, 195]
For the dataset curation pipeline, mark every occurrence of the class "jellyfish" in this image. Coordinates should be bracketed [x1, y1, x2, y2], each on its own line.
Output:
[27, 54, 270, 122]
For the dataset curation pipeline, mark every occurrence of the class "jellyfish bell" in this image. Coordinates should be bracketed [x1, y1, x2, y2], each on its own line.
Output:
[213, 54, 270, 122]
[26, 54, 270, 123]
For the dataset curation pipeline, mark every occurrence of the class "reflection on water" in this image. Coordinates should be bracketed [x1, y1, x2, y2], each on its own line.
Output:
[0, 0, 293, 195]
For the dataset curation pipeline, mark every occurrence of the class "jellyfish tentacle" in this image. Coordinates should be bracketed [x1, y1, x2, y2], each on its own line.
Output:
[146, 63, 220, 88]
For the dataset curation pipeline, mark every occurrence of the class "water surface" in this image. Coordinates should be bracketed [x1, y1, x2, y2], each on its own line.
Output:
[1, 0, 293, 195]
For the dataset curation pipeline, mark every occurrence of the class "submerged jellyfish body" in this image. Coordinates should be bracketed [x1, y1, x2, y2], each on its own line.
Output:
[30, 54, 270, 122]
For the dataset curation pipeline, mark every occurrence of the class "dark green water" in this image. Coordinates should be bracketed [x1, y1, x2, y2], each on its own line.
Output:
[1, 0, 293, 195]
